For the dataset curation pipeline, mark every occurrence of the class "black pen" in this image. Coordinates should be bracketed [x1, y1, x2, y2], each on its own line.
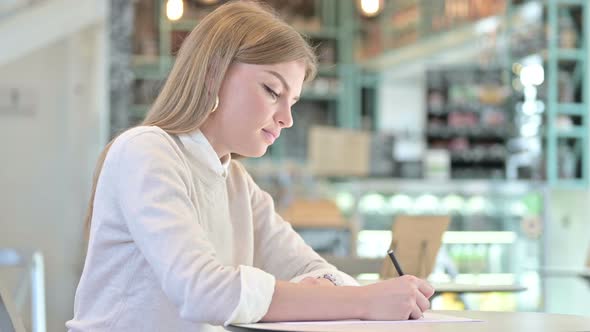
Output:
[387, 249, 405, 276]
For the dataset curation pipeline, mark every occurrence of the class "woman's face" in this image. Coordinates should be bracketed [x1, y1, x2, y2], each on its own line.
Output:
[201, 61, 305, 158]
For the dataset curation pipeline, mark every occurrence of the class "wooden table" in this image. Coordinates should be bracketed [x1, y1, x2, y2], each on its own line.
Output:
[227, 310, 590, 332]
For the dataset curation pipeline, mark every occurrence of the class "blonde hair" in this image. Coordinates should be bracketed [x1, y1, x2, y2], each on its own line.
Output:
[84, 1, 317, 237]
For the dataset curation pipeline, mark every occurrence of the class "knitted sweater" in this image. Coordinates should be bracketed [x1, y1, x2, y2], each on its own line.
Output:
[67, 126, 356, 332]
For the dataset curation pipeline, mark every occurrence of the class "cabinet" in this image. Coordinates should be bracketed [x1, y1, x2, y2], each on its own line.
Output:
[326, 179, 546, 311]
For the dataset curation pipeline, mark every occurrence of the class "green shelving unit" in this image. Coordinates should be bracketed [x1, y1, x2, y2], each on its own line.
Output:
[503, 0, 588, 186]
[546, 0, 589, 188]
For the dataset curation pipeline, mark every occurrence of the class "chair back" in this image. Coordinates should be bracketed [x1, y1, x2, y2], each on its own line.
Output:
[381, 215, 450, 279]
[0, 283, 26, 332]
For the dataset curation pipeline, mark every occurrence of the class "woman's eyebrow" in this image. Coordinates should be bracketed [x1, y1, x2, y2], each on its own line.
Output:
[264, 70, 290, 93]
[264, 69, 299, 102]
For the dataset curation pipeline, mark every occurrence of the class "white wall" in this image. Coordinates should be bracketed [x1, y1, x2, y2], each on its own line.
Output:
[544, 191, 590, 316]
[0, 23, 107, 331]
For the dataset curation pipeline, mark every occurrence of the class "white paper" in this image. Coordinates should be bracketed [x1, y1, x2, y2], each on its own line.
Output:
[234, 312, 481, 330]
[278, 313, 479, 325]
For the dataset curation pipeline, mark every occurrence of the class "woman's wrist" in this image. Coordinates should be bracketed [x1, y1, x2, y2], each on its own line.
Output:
[318, 273, 339, 286]
[351, 286, 368, 319]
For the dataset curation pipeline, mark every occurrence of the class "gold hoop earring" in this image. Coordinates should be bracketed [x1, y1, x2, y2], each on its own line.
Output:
[210, 96, 219, 113]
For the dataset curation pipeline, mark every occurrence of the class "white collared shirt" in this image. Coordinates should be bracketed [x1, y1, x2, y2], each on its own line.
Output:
[181, 129, 231, 178]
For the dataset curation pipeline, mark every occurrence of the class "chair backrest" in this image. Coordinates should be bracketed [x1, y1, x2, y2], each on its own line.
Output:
[381, 215, 451, 279]
[0, 284, 26, 332]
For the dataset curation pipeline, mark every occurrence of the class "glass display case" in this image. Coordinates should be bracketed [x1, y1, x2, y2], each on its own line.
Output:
[325, 179, 546, 311]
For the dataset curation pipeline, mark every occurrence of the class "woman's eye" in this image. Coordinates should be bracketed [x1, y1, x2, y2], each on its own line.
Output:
[263, 84, 280, 100]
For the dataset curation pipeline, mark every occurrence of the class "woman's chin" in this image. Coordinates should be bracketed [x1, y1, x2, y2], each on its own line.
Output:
[253, 146, 269, 158]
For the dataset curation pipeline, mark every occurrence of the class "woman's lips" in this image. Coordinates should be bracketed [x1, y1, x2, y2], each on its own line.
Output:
[262, 129, 278, 144]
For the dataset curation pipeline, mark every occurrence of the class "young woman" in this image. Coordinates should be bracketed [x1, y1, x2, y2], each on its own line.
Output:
[67, 2, 434, 331]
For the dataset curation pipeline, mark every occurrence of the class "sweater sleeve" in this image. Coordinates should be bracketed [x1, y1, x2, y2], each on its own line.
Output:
[238, 164, 358, 286]
[114, 132, 275, 325]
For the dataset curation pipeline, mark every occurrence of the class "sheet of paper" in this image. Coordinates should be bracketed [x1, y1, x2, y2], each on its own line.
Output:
[233, 312, 482, 331]
[280, 312, 480, 325]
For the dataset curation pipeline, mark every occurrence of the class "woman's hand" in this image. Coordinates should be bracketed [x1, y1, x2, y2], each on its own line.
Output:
[298, 276, 336, 287]
[263, 277, 433, 322]
[358, 275, 435, 320]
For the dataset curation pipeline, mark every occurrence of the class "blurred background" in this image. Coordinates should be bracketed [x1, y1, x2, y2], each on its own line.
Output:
[1, 0, 589, 331]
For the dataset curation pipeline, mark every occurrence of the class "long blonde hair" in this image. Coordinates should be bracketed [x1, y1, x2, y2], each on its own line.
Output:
[84, 1, 317, 236]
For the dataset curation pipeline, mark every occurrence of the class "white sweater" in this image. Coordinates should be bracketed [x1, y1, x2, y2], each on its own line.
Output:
[66, 126, 357, 332]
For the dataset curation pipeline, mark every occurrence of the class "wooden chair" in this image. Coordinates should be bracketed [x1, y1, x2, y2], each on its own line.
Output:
[381, 215, 450, 279]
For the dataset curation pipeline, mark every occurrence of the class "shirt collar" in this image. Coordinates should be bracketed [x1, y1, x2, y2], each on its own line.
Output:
[179, 129, 230, 178]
